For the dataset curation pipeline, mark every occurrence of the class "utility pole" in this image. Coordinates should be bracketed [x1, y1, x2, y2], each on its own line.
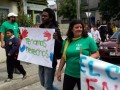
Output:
[88, 0, 90, 24]
[56, 0, 59, 21]
[76, 0, 81, 19]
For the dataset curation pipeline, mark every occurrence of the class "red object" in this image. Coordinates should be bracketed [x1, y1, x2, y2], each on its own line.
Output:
[99, 29, 120, 64]
[22, 29, 28, 38]
[43, 31, 51, 41]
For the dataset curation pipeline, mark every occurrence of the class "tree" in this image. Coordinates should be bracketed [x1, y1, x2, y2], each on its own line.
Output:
[17, 13, 33, 27]
[0, 14, 7, 25]
[98, 0, 120, 22]
[16, 0, 33, 27]
[58, 0, 85, 20]
[17, 0, 24, 14]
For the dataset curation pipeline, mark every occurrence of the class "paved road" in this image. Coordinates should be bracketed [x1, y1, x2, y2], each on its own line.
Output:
[18, 75, 78, 90]
[18, 75, 64, 90]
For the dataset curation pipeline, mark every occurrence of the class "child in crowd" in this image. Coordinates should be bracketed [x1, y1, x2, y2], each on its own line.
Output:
[84, 24, 92, 38]
[92, 25, 101, 48]
[4, 29, 26, 82]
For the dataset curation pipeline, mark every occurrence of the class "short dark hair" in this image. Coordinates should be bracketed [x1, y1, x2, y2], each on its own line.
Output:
[42, 8, 58, 27]
[7, 29, 14, 34]
[66, 20, 88, 42]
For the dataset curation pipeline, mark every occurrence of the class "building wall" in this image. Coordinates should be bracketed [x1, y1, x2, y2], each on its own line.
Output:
[95, 10, 101, 21]
[0, 0, 18, 25]
[89, 0, 100, 9]
[0, 0, 18, 14]
[84, 0, 100, 24]
[59, 24, 68, 35]
[27, 3, 47, 24]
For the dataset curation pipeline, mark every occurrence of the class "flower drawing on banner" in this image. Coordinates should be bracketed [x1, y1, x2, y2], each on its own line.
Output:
[20, 45, 26, 52]
[50, 52, 53, 62]
[43, 31, 51, 41]
[22, 29, 28, 38]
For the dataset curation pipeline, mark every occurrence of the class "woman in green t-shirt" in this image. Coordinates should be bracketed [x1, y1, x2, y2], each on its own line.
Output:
[57, 20, 99, 90]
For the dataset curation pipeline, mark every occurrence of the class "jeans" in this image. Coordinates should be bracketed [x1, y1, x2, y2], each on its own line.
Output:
[39, 66, 58, 90]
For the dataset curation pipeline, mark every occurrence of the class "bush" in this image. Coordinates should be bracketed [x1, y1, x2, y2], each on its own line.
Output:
[17, 13, 33, 27]
[0, 14, 7, 25]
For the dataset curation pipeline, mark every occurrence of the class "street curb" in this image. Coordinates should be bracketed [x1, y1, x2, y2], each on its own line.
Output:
[0, 74, 39, 90]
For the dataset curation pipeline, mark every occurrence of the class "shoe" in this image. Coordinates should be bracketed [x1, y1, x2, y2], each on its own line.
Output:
[4, 78, 12, 82]
[22, 74, 27, 80]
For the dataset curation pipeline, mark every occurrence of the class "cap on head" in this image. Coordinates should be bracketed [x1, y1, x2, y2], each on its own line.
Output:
[8, 12, 18, 17]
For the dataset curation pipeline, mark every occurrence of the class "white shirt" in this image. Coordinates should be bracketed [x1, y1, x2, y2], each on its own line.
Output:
[92, 30, 101, 43]
[90, 27, 94, 34]
[10, 35, 15, 39]
[88, 32, 92, 38]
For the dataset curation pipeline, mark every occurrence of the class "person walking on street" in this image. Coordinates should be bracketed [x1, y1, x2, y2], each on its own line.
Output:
[0, 12, 21, 74]
[112, 23, 118, 33]
[57, 20, 99, 90]
[0, 12, 19, 48]
[98, 21, 107, 42]
[91, 25, 101, 48]
[84, 24, 92, 38]
[96, 20, 101, 29]
[4, 29, 26, 82]
[107, 23, 113, 39]
[38, 8, 63, 90]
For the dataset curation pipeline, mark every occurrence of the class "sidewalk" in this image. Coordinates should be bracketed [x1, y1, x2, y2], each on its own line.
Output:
[18, 74, 64, 90]
[0, 61, 66, 90]
[0, 62, 39, 90]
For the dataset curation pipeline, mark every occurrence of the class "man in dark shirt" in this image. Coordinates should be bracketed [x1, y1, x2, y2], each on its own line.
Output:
[39, 8, 63, 90]
[0, 12, 21, 74]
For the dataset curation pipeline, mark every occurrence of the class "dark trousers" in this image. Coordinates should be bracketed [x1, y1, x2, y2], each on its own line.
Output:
[6, 56, 26, 79]
[96, 43, 100, 48]
[100, 34, 106, 42]
[63, 74, 80, 90]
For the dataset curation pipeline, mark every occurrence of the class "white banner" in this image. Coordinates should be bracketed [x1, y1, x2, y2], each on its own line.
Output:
[80, 54, 120, 90]
[18, 27, 55, 68]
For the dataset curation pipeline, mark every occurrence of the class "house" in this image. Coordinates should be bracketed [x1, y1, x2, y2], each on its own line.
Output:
[81, 0, 101, 24]
[0, 0, 18, 25]
[24, 0, 48, 24]
[0, 0, 48, 25]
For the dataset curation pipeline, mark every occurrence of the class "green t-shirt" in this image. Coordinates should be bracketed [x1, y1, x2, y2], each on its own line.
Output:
[0, 21, 19, 41]
[62, 36, 98, 78]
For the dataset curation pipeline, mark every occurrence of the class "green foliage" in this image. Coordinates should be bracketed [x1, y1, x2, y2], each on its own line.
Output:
[16, 1, 33, 27]
[17, 13, 33, 27]
[98, 0, 120, 21]
[58, 0, 85, 20]
[0, 14, 7, 25]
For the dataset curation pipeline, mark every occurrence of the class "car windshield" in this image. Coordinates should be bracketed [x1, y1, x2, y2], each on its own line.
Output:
[110, 29, 120, 39]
